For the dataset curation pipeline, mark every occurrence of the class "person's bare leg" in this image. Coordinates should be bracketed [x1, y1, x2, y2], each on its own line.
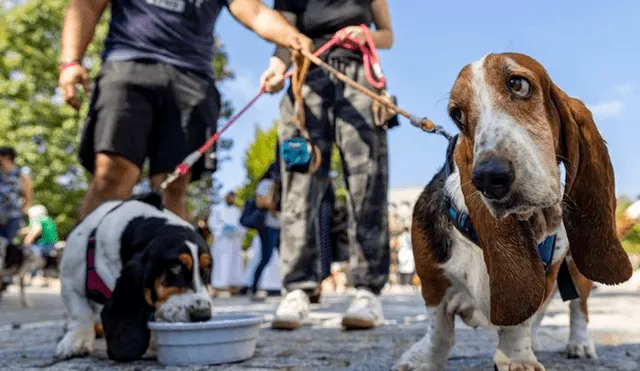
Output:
[80, 153, 141, 217]
[150, 171, 192, 219]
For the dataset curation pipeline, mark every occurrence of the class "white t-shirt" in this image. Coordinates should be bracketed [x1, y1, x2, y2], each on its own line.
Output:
[256, 179, 280, 229]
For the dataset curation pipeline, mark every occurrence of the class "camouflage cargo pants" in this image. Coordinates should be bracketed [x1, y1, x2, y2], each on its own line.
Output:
[278, 57, 390, 295]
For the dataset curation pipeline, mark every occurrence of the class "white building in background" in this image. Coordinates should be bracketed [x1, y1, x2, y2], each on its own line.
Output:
[388, 186, 424, 233]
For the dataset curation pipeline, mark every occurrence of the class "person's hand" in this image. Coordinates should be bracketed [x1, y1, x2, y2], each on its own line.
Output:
[287, 33, 314, 57]
[58, 63, 91, 110]
[260, 65, 286, 94]
[340, 25, 367, 45]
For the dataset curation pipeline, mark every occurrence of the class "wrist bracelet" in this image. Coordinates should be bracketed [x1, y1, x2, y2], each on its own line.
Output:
[59, 60, 82, 72]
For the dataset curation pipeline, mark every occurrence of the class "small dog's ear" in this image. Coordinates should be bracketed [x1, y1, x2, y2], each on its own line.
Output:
[129, 191, 164, 210]
[101, 256, 151, 362]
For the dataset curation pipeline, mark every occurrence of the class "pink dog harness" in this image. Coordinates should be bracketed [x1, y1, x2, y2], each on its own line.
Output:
[84, 202, 125, 305]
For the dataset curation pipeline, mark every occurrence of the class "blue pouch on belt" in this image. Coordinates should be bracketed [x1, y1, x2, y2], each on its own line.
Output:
[281, 136, 314, 173]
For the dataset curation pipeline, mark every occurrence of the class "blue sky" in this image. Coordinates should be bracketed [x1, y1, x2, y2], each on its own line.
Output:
[213, 0, 640, 197]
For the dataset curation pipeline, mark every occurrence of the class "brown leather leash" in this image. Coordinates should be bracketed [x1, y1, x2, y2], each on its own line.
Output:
[290, 52, 323, 174]
[296, 49, 452, 141]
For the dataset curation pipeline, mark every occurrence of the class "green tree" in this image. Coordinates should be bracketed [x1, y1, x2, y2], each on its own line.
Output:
[236, 123, 280, 205]
[0, 0, 234, 237]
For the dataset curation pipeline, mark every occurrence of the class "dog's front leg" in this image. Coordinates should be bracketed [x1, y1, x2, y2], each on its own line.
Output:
[566, 298, 597, 359]
[393, 299, 455, 371]
[494, 321, 544, 371]
[55, 280, 96, 359]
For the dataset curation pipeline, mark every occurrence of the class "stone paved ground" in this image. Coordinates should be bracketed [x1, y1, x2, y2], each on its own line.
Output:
[0, 281, 639, 371]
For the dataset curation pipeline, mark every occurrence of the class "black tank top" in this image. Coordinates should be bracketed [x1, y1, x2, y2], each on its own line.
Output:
[274, 0, 373, 60]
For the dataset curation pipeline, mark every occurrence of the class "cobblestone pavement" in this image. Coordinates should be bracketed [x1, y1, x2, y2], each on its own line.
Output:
[0, 281, 639, 371]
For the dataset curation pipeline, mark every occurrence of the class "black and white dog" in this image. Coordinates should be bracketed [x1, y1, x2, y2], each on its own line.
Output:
[55, 192, 213, 362]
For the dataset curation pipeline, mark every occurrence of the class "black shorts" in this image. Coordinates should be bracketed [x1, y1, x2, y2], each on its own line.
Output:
[78, 60, 220, 182]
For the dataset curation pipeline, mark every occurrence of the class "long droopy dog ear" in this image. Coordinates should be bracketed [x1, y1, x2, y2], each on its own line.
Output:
[101, 257, 151, 362]
[551, 85, 632, 284]
[455, 137, 546, 326]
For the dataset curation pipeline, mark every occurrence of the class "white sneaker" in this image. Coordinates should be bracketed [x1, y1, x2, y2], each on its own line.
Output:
[341, 288, 384, 330]
[271, 289, 310, 330]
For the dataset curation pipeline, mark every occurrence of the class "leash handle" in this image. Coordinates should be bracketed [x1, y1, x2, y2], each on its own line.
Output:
[310, 24, 386, 90]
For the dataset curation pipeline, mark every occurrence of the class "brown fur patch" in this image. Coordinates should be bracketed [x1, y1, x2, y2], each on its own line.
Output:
[93, 322, 104, 338]
[199, 253, 211, 269]
[543, 261, 563, 303]
[455, 136, 546, 326]
[144, 277, 189, 308]
[567, 258, 593, 322]
[448, 65, 478, 137]
[178, 253, 193, 271]
[412, 218, 450, 306]
[154, 276, 188, 305]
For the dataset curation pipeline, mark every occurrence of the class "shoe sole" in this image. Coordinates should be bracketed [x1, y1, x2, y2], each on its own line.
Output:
[341, 317, 377, 330]
[271, 319, 302, 330]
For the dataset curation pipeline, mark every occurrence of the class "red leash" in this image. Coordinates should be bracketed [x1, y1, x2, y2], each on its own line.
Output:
[160, 24, 383, 190]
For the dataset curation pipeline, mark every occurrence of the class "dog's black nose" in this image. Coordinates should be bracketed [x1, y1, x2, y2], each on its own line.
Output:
[472, 158, 514, 200]
[188, 306, 212, 322]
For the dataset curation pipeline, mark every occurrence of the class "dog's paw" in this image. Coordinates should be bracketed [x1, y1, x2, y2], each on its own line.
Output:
[55, 330, 94, 360]
[392, 361, 438, 371]
[566, 340, 598, 359]
[393, 348, 444, 371]
[494, 361, 545, 371]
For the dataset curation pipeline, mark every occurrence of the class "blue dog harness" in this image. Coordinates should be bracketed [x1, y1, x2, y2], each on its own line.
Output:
[443, 135, 578, 301]
[446, 202, 557, 272]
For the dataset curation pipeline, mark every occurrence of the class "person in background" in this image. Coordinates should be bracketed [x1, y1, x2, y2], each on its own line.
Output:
[250, 161, 282, 301]
[260, 0, 394, 331]
[59, 0, 313, 219]
[396, 226, 415, 287]
[20, 205, 59, 287]
[208, 191, 246, 296]
[243, 233, 283, 298]
[196, 216, 213, 246]
[22, 205, 59, 258]
[0, 146, 32, 244]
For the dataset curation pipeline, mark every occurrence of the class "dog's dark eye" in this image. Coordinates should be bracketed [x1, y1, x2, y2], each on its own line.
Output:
[507, 76, 531, 98]
[449, 107, 465, 126]
[169, 264, 182, 276]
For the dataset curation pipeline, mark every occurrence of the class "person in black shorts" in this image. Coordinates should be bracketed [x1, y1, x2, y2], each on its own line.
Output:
[59, 0, 313, 218]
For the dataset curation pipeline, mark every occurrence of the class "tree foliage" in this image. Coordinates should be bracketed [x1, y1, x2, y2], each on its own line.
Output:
[0, 0, 234, 237]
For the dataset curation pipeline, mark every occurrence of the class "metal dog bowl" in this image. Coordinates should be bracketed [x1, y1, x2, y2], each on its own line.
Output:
[148, 313, 264, 366]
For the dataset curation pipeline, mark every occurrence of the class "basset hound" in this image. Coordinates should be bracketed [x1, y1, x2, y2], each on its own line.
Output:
[55, 192, 214, 362]
[394, 53, 633, 371]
